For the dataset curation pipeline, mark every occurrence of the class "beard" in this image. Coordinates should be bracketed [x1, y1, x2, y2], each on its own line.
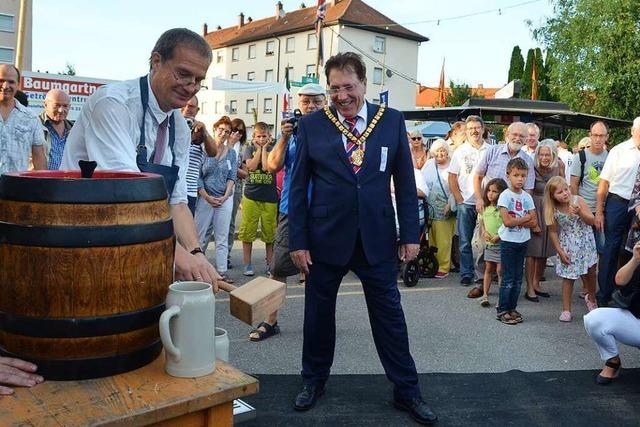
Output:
[508, 142, 523, 152]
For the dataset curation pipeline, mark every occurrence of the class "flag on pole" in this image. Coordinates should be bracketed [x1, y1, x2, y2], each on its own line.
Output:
[315, 0, 326, 68]
[283, 66, 291, 114]
[531, 52, 539, 100]
[437, 58, 446, 106]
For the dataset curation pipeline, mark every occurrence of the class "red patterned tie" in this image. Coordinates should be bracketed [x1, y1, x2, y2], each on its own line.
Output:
[344, 116, 362, 174]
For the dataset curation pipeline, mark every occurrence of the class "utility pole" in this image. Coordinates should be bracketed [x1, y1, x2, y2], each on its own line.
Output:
[15, 0, 27, 72]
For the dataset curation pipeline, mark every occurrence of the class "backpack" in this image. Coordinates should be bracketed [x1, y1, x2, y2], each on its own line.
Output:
[578, 150, 587, 186]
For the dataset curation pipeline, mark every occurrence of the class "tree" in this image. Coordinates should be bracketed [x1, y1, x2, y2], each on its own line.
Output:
[521, 48, 534, 99]
[444, 80, 477, 107]
[507, 46, 525, 83]
[60, 62, 76, 76]
[541, 48, 557, 101]
[534, 0, 640, 123]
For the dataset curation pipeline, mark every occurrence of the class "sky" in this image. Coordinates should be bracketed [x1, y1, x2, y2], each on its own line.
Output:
[32, 0, 554, 88]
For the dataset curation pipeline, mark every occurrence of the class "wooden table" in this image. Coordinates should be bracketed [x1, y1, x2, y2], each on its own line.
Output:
[0, 354, 258, 426]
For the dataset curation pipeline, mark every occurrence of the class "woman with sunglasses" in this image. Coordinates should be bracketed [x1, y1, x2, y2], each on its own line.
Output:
[408, 130, 428, 170]
[227, 118, 249, 269]
[194, 115, 238, 283]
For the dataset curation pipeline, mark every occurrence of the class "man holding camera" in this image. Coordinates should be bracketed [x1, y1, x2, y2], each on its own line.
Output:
[181, 95, 216, 214]
[244, 83, 327, 342]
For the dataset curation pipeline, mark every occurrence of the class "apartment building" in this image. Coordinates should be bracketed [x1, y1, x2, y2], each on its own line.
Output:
[198, 0, 428, 130]
[0, 0, 32, 70]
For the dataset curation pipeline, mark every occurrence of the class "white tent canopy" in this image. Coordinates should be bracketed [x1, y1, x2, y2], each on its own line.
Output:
[210, 78, 287, 95]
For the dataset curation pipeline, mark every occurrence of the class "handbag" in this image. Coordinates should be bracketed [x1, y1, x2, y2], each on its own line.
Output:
[471, 217, 485, 265]
[435, 163, 456, 219]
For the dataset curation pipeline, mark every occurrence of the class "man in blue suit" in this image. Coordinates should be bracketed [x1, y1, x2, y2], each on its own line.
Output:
[288, 52, 437, 425]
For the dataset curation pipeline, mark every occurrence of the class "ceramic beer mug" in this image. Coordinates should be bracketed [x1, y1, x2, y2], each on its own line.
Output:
[159, 281, 216, 377]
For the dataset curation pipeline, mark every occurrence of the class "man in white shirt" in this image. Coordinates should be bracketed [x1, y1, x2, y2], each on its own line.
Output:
[448, 115, 487, 285]
[522, 122, 539, 158]
[594, 116, 640, 306]
[61, 28, 219, 286]
[0, 64, 46, 173]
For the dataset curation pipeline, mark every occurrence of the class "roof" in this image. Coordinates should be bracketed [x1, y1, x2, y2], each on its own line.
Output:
[403, 98, 632, 130]
[416, 85, 499, 108]
[204, 0, 429, 49]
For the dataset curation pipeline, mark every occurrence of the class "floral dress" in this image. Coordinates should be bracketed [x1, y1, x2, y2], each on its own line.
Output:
[555, 210, 598, 280]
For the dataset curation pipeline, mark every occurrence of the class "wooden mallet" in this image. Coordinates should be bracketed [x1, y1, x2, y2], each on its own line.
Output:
[216, 277, 286, 326]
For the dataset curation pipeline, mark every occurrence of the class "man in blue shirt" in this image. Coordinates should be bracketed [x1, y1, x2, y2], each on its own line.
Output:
[246, 83, 326, 342]
[39, 89, 73, 170]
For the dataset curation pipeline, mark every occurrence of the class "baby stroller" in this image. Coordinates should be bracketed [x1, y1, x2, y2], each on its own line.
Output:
[400, 198, 439, 287]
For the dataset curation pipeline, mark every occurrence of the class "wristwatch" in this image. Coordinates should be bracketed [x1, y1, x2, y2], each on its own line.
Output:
[190, 247, 204, 255]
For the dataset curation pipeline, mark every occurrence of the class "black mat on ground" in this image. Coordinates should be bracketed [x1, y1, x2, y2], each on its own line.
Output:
[242, 369, 640, 426]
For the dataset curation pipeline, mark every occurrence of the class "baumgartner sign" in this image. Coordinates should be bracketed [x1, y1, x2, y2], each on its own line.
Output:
[20, 71, 116, 121]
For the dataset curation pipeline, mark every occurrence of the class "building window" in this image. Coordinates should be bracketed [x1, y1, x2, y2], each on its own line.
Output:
[248, 44, 256, 59]
[229, 100, 237, 114]
[373, 36, 385, 53]
[0, 47, 14, 63]
[247, 71, 255, 81]
[230, 73, 238, 80]
[214, 101, 221, 114]
[0, 14, 14, 32]
[285, 66, 294, 81]
[246, 99, 255, 113]
[266, 40, 275, 55]
[216, 51, 223, 63]
[373, 67, 383, 85]
[232, 47, 240, 61]
[307, 33, 317, 50]
[265, 69, 274, 82]
[285, 37, 295, 53]
[264, 98, 273, 113]
[305, 65, 316, 78]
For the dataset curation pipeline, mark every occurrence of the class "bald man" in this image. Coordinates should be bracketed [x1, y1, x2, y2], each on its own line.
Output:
[0, 64, 46, 173]
[39, 89, 73, 170]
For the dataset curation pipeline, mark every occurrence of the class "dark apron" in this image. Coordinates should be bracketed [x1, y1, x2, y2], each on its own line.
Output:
[136, 75, 179, 197]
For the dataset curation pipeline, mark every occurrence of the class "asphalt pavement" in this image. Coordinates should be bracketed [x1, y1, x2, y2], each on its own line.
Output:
[211, 240, 640, 378]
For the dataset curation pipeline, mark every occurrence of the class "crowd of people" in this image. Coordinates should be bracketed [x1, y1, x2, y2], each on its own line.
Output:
[0, 27, 639, 426]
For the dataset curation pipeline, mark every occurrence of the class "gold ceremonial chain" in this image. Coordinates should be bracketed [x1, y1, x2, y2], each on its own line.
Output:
[324, 105, 385, 167]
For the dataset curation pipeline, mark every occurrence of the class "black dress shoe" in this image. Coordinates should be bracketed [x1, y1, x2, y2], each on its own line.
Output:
[524, 294, 539, 303]
[535, 290, 550, 298]
[393, 397, 438, 425]
[294, 384, 325, 411]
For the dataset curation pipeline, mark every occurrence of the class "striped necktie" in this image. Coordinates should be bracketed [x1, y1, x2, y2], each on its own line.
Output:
[344, 116, 362, 174]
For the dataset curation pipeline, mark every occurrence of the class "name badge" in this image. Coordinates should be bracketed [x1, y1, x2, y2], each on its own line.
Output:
[226, 160, 231, 170]
[380, 147, 388, 172]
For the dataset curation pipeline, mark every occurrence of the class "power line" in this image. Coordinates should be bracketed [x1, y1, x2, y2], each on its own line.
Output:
[341, 0, 542, 29]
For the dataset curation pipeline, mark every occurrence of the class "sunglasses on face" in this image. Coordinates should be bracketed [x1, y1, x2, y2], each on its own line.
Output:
[232, 128, 245, 133]
[410, 137, 422, 141]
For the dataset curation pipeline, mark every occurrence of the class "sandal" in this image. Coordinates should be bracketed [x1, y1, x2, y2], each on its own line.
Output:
[510, 310, 523, 323]
[596, 358, 621, 385]
[249, 321, 280, 342]
[220, 275, 234, 284]
[480, 296, 490, 307]
[496, 312, 518, 325]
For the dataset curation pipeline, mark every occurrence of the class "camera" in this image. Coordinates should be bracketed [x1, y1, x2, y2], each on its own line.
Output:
[185, 117, 195, 131]
[287, 109, 303, 135]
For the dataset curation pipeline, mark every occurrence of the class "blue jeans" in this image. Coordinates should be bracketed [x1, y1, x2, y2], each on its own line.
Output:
[498, 240, 528, 313]
[597, 195, 633, 304]
[456, 203, 477, 280]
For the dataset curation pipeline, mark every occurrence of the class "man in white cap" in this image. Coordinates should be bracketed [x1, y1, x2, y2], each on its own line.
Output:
[246, 83, 326, 341]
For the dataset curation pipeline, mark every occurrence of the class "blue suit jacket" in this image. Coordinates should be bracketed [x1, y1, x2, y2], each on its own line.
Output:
[288, 102, 419, 266]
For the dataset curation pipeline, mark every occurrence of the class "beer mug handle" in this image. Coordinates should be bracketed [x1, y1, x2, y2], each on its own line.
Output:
[159, 305, 181, 361]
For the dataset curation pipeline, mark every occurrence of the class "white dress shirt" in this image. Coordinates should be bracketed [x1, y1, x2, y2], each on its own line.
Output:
[336, 102, 368, 150]
[599, 138, 640, 200]
[61, 75, 190, 205]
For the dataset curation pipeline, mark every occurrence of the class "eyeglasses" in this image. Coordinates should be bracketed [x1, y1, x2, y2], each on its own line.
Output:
[410, 137, 422, 141]
[167, 63, 203, 89]
[327, 84, 357, 95]
[232, 128, 245, 133]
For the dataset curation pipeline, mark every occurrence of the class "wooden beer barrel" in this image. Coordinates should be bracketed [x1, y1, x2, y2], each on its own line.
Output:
[0, 170, 175, 380]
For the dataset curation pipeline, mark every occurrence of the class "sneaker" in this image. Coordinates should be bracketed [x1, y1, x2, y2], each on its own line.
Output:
[584, 295, 598, 312]
[480, 296, 490, 307]
[266, 265, 272, 277]
[243, 264, 255, 276]
[559, 311, 572, 322]
[460, 277, 472, 286]
[434, 272, 449, 279]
